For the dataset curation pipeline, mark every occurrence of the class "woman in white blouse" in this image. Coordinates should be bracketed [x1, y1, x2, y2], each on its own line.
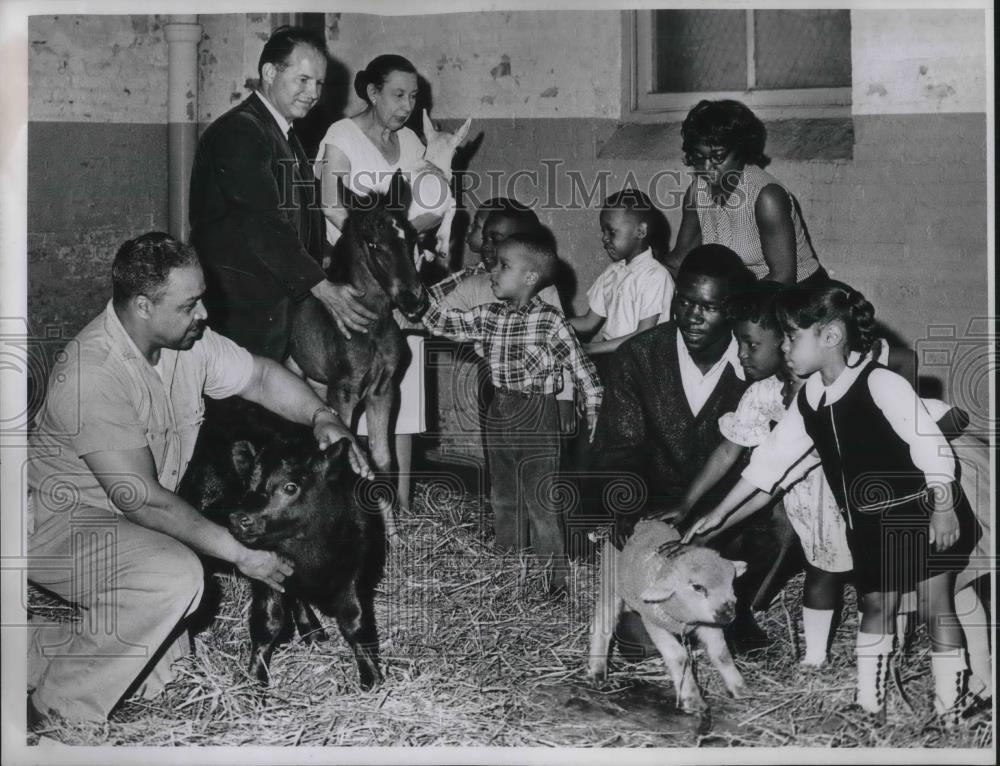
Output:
[314, 54, 448, 512]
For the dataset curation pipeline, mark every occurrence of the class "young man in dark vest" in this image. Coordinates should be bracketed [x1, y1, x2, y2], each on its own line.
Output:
[572, 244, 775, 651]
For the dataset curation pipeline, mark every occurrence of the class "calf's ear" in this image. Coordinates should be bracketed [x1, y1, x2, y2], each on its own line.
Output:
[230, 440, 257, 484]
[640, 582, 675, 603]
[729, 559, 748, 579]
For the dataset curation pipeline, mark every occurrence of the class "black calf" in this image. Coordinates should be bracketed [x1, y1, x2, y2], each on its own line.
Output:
[230, 436, 386, 690]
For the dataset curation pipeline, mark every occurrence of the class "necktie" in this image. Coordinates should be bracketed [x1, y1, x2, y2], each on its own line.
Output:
[286, 125, 311, 177]
[287, 125, 321, 252]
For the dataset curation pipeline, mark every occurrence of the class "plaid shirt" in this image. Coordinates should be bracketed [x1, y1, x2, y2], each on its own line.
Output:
[429, 263, 487, 302]
[423, 295, 603, 421]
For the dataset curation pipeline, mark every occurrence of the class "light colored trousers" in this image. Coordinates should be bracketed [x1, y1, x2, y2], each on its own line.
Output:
[27, 504, 204, 721]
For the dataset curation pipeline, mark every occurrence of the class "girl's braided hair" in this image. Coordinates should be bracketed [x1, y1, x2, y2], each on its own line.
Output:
[775, 280, 876, 360]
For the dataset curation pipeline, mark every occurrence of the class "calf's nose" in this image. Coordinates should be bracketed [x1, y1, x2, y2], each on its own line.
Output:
[230, 512, 254, 533]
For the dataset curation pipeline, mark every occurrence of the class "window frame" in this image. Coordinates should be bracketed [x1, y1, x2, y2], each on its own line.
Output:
[624, 9, 852, 121]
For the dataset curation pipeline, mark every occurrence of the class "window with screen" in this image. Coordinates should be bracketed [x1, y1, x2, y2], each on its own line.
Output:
[629, 9, 852, 119]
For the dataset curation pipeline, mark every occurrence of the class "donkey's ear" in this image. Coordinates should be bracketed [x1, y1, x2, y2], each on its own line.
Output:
[387, 167, 412, 213]
[454, 117, 472, 145]
[310, 437, 352, 479]
[422, 109, 435, 137]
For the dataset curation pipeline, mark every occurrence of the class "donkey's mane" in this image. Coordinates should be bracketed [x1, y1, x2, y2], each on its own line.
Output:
[326, 189, 406, 284]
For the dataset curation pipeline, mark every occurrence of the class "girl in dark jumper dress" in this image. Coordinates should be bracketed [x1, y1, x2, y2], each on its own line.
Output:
[685, 281, 978, 725]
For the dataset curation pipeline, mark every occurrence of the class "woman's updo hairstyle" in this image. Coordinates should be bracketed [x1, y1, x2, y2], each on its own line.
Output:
[775, 280, 876, 359]
[681, 99, 770, 168]
[354, 54, 418, 104]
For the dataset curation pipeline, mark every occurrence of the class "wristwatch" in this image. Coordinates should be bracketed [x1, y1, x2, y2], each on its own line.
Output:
[310, 405, 340, 426]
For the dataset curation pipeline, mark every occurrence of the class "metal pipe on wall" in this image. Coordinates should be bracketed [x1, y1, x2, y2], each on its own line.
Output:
[165, 16, 202, 241]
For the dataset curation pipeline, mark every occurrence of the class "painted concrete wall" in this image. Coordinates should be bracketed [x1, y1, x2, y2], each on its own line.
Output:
[26, 10, 990, 453]
[198, 13, 272, 124]
[28, 15, 170, 333]
[852, 9, 988, 115]
[325, 11, 621, 119]
[29, 15, 169, 123]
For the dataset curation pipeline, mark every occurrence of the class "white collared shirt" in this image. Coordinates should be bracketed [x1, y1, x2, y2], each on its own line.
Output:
[586, 249, 674, 340]
[743, 360, 955, 494]
[256, 90, 292, 138]
[676, 330, 745, 417]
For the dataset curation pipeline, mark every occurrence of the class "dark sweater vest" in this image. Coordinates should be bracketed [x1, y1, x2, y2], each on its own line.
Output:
[797, 361, 927, 529]
[577, 323, 749, 528]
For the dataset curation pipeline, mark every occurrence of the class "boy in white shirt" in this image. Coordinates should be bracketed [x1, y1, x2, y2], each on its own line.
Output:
[570, 189, 674, 361]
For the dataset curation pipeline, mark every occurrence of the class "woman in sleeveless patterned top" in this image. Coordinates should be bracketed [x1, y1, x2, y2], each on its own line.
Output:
[666, 100, 828, 286]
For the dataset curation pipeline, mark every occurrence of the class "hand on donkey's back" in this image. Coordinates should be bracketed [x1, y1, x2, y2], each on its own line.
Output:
[310, 280, 376, 337]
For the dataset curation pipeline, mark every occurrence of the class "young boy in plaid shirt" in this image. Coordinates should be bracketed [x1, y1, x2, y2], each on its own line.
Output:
[423, 229, 603, 595]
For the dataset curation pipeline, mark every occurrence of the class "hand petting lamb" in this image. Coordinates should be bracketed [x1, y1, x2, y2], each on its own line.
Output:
[586, 519, 749, 716]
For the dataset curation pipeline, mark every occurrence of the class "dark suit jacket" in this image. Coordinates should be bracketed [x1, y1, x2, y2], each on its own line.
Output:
[189, 92, 326, 359]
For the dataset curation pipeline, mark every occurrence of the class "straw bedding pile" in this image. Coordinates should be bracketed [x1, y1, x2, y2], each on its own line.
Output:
[27, 481, 993, 749]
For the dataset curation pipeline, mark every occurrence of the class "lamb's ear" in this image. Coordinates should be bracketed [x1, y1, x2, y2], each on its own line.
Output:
[453, 117, 472, 145]
[422, 109, 435, 138]
[640, 581, 675, 603]
[729, 559, 748, 579]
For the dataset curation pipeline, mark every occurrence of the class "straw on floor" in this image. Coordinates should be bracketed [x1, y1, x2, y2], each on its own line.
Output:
[26, 480, 993, 748]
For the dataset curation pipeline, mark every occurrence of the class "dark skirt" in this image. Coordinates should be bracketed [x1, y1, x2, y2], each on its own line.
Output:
[846, 487, 979, 594]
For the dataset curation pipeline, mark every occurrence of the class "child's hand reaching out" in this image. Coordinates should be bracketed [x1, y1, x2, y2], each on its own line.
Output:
[929, 508, 960, 551]
[681, 508, 728, 544]
[927, 481, 960, 551]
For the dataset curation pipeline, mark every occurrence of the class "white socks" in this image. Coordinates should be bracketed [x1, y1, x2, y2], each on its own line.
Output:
[856, 631, 894, 713]
[801, 607, 834, 666]
[955, 585, 993, 699]
[931, 651, 967, 714]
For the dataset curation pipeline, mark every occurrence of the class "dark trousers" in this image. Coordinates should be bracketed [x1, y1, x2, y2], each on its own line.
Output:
[484, 390, 566, 581]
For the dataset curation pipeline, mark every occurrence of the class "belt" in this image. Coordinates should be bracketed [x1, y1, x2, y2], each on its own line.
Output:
[493, 385, 540, 399]
[856, 489, 928, 513]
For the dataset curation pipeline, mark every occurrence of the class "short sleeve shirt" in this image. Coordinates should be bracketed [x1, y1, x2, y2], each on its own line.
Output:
[586, 249, 674, 340]
[718, 375, 787, 447]
[28, 302, 254, 521]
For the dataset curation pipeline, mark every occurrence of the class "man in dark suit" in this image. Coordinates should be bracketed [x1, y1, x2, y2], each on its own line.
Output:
[190, 26, 374, 360]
